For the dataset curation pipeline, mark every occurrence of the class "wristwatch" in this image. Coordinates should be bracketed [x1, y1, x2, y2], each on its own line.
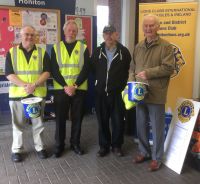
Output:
[73, 84, 78, 89]
[34, 82, 39, 87]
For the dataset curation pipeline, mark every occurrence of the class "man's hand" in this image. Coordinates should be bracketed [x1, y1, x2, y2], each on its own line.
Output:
[24, 83, 36, 95]
[64, 85, 76, 96]
[136, 71, 147, 80]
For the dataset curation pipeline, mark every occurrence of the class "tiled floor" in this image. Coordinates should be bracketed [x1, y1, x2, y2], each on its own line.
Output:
[0, 114, 200, 184]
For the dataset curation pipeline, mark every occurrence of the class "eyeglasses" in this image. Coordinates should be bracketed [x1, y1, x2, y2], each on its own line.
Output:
[24, 33, 35, 37]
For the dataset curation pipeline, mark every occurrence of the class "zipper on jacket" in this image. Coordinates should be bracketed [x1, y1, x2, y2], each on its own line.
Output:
[104, 53, 109, 95]
[105, 70, 109, 96]
[105, 52, 119, 96]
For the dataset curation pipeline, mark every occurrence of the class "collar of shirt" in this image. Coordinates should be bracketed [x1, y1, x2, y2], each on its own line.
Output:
[19, 43, 37, 63]
[19, 43, 37, 53]
[145, 36, 159, 48]
[63, 40, 77, 56]
[105, 47, 117, 60]
[105, 46, 117, 70]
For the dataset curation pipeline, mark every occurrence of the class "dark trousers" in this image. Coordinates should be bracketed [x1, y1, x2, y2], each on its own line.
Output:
[95, 92, 125, 149]
[125, 108, 137, 136]
[54, 90, 86, 151]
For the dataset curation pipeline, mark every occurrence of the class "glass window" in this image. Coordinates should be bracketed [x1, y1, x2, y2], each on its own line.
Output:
[97, 5, 109, 46]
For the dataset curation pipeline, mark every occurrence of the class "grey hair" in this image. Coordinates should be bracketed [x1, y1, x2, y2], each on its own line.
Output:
[20, 25, 36, 35]
[63, 19, 78, 32]
[143, 14, 160, 26]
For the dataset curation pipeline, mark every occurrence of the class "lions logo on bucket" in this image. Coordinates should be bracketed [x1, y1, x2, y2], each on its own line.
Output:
[133, 84, 145, 101]
[178, 100, 194, 123]
[26, 104, 41, 118]
[128, 82, 148, 103]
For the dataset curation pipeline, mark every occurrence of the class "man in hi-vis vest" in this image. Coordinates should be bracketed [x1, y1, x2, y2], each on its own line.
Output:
[51, 20, 90, 158]
[5, 25, 50, 162]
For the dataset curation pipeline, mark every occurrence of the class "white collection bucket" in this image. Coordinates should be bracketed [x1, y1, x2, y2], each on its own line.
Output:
[21, 97, 42, 118]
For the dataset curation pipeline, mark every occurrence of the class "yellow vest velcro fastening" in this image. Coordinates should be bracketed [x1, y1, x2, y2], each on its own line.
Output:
[9, 46, 47, 98]
[53, 41, 88, 90]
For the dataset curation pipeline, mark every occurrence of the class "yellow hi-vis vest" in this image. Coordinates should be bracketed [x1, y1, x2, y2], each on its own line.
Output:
[9, 46, 47, 98]
[121, 86, 136, 110]
[53, 41, 87, 90]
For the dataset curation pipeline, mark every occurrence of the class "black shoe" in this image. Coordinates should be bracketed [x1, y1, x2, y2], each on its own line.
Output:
[11, 153, 22, 162]
[112, 147, 124, 157]
[70, 145, 84, 155]
[37, 150, 48, 159]
[97, 148, 109, 157]
[52, 149, 64, 158]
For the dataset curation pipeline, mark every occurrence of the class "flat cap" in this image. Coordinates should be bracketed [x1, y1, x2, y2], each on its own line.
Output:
[103, 25, 116, 33]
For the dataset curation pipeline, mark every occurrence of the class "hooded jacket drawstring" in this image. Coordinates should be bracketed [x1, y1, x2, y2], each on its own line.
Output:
[120, 49, 122, 61]
[99, 47, 123, 61]
[99, 48, 102, 59]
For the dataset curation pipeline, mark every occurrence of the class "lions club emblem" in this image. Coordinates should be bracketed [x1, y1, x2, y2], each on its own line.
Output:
[26, 104, 41, 118]
[171, 44, 186, 78]
[178, 100, 194, 123]
[33, 55, 37, 60]
[75, 50, 79, 55]
[133, 83, 146, 101]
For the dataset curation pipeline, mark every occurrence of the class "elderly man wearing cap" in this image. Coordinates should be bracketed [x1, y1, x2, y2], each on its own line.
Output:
[91, 25, 131, 157]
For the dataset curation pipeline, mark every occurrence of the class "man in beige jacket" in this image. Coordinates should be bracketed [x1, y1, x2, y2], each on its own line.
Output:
[128, 14, 174, 171]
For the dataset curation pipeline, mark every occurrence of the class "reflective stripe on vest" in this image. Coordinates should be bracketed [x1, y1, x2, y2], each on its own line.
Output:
[9, 46, 47, 98]
[53, 41, 87, 90]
